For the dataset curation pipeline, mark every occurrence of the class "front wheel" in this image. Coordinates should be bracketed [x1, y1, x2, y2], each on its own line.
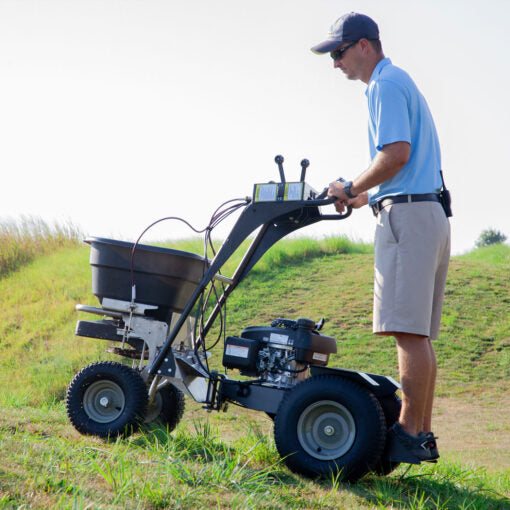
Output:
[66, 361, 148, 438]
[274, 376, 386, 482]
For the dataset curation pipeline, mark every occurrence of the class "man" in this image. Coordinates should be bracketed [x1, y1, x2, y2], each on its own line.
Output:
[311, 13, 450, 463]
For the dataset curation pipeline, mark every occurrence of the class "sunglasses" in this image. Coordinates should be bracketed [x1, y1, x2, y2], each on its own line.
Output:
[330, 40, 359, 60]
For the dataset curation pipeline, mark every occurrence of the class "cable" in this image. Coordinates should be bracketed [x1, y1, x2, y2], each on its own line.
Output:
[130, 216, 208, 288]
[128, 197, 249, 379]
[130, 198, 247, 287]
[195, 202, 249, 375]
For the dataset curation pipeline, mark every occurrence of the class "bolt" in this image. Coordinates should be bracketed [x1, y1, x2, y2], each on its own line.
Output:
[99, 397, 109, 408]
[164, 358, 168, 362]
[157, 370, 161, 374]
[168, 368, 172, 372]
[324, 425, 335, 436]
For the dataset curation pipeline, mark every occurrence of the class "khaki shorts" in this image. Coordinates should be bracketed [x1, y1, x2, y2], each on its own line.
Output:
[373, 201, 451, 340]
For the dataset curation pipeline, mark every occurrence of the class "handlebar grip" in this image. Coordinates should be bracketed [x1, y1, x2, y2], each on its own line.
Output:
[316, 187, 329, 200]
[321, 205, 353, 220]
[316, 176, 346, 200]
[314, 176, 353, 219]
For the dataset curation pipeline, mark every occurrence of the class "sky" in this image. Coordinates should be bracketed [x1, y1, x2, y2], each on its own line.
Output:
[1, 0, 509, 255]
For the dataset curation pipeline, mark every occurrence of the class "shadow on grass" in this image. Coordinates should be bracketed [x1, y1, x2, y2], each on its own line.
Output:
[342, 466, 510, 509]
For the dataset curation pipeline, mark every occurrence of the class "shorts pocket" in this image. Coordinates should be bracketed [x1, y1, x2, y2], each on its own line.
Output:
[387, 206, 399, 244]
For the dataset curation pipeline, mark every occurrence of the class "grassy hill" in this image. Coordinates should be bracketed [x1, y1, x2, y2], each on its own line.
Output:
[0, 239, 509, 508]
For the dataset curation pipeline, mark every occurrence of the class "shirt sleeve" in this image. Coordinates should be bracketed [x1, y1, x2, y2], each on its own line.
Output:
[371, 79, 411, 151]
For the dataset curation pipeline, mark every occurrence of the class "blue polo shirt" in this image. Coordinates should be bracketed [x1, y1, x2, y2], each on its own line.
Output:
[365, 58, 442, 205]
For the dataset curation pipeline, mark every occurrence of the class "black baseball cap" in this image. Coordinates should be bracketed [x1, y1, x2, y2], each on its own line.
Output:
[311, 12, 379, 54]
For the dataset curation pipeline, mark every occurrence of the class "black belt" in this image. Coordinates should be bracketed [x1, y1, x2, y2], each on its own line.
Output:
[371, 193, 440, 216]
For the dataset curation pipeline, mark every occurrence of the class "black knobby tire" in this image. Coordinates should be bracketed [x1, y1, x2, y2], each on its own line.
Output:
[144, 383, 185, 432]
[66, 361, 148, 438]
[372, 393, 402, 475]
[274, 375, 386, 482]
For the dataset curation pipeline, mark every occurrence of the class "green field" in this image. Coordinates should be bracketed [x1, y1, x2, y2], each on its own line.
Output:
[0, 233, 509, 509]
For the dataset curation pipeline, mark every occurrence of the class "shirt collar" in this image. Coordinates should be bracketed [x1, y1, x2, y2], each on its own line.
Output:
[365, 57, 392, 96]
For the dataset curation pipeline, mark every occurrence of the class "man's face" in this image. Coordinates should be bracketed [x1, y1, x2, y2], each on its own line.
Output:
[332, 40, 363, 81]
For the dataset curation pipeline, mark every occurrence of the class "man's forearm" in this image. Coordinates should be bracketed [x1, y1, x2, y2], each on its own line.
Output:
[351, 141, 410, 196]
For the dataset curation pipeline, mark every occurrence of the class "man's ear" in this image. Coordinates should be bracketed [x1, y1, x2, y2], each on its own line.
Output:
[359, 38, 370, 53]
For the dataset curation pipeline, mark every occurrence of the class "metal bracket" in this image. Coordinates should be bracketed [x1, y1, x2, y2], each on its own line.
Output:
[101, 297, 158, 315]
[155, 350, 177, 377]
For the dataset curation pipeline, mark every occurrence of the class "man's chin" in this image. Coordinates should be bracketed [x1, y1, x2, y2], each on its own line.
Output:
[340, 70, 356, 80]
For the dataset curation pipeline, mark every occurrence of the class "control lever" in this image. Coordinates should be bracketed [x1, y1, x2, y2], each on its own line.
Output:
[300, 159, 310, 182]
[274, 155, 286, 183]
[315, 318, 325, 331]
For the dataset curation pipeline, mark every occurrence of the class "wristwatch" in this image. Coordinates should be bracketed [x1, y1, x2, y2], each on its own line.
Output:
[344, 181, 357, 199]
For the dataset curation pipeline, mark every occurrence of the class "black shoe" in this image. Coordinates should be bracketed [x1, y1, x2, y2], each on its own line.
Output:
[387, 423, 438, 465]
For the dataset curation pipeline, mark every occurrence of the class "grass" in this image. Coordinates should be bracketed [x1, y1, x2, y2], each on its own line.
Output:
[0, 231, 509, 508]
[158, 234, 372, 275]
[457, 242, 510, 265]
[0, 245, 104, 406]
[0, 404, 508, 509]
[0, 216, 82, 277]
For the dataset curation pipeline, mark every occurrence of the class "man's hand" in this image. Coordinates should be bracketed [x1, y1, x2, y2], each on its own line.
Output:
[347, 192, 369, 209]
[326, 141, 410, 214]
[327, 182, 369, 213]
[327, 181, 348, 213]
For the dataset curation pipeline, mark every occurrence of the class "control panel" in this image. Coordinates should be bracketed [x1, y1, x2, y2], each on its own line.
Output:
[252, 155, 318, 203]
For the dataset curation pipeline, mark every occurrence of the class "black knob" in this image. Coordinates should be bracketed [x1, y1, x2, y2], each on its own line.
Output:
[274, 154, 286, 182]
[300, 159, 310, 182]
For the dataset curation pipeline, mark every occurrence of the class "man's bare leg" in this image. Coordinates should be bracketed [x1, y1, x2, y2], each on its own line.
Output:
[394, 333, 434, 436]
[421, 338, 437, 434]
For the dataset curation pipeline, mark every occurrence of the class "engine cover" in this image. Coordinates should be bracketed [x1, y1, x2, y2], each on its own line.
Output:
[222, 318, 338, 376]
[241, 318, 337, 365]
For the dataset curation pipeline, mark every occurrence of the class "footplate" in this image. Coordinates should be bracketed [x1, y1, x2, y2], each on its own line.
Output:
[75, 320, 123, 342]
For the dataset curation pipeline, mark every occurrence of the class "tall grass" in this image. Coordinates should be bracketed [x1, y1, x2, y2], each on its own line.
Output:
[0, 216, 82, 277]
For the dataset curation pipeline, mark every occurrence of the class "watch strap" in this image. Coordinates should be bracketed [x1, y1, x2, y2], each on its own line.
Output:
[344, 181, 357, 198]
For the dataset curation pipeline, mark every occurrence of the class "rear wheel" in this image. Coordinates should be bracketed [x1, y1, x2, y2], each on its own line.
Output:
[66, 361, 147, 438]
[274, 376, 386, 481]
[144, 383, 185, 431]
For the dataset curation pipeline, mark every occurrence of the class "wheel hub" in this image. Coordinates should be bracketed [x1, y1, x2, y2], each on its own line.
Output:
[297, 400, 356, 460]
[83, 380, 126, 423]
[324, 425, 335, 436]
